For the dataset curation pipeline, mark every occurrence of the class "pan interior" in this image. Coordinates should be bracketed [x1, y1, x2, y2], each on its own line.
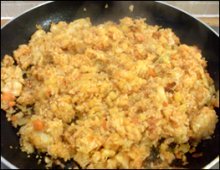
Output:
[1, 1, 219, 169]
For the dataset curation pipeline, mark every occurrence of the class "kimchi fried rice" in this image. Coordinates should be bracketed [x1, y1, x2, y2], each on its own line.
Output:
[1, 17, 219, 169]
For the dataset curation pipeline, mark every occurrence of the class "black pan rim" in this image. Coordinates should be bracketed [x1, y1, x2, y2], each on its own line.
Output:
[2, 1, 219, 37]
[1, 1, 219, 169]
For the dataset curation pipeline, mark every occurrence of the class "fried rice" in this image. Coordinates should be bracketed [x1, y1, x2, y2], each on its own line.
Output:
[1, 17, 219, 169]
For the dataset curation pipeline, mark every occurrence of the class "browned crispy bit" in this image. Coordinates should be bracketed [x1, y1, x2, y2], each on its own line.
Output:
[165, 82, 176, 93]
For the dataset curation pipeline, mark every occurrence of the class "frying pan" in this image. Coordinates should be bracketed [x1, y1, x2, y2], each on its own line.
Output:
[1, 1, 219, 169]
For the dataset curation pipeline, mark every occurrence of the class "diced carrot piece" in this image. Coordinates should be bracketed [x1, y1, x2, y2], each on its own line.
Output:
[148, 68, 156, 77]
[132, 116, 139, 124]
[135, 33, 145, 42]
[1, 92, 15, 101]
[102, 120, 107, 130]
[32, 119, 44, 131]
[8, 101, 16, 107]
[11, 115, 17, 122]
[163, 101, 168, 107]
[175, 152, 182, 159]
[46, 90, 51, 97]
